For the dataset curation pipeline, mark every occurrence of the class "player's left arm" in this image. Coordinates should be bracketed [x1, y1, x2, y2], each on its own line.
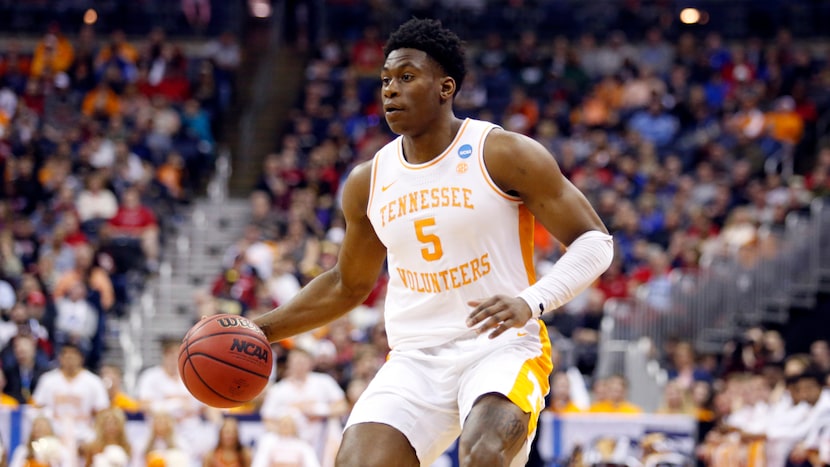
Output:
[466, 129, 613, 338]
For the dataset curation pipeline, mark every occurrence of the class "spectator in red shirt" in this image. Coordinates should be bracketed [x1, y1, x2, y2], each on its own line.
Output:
[596, 259, 630, 300]
[59, 213, 90, 248]
[628, 244, 673, 289]
[103, 186, 159, 272]
[350, 25, 384, 79]
[210, 254, 258, 315]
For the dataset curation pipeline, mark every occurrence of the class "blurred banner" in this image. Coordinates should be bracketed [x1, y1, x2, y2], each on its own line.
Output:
[538, 412, 697, 466]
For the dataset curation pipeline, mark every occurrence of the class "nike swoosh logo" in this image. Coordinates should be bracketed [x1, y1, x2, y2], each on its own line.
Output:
[381, 180, 397, 192]
[517, 332, 528, 337]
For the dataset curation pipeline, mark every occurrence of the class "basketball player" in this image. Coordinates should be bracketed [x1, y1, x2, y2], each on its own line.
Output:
[253, 18, 613, 466]
[31, 343, 109, 444]
[259, 348, 349, 465]
[135, 337, 216, 461]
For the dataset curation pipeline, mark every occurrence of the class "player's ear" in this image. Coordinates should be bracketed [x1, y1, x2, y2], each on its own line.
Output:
[440, 77, 455, 101]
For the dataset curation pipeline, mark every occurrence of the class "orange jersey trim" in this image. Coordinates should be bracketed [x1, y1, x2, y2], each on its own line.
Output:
[505, 324, 553, 436]
[396, 118, 471, 170]
[476, 128, 521, 201]
[518, 205, 536, 285]
[367, 151, 383, 214]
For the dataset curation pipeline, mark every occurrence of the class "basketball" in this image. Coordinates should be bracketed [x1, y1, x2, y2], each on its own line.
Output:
[178, 314, 273, 408]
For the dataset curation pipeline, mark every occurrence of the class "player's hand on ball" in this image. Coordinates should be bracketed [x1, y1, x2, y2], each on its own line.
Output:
[466, 295, 533, 339]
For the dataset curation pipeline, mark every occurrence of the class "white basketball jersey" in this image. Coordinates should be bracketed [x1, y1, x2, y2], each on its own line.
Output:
[367, 118, 537, 350]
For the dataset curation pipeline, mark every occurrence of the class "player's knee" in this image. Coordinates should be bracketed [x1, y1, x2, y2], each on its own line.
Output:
[336, 424, 420, 467]
[458, 435, 510, 467]
[458, 398, 528, 467]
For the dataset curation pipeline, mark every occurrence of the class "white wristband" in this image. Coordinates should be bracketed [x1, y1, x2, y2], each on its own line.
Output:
[518, 230, 614, 318]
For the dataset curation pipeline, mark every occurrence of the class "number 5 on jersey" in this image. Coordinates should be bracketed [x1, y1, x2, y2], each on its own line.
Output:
[414, 217, 443, 261]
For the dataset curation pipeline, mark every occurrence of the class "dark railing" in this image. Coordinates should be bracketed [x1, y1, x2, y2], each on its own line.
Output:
[598, 196, 829, 379]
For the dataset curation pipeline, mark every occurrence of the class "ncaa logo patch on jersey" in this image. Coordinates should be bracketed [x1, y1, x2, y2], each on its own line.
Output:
[458, 144, 473, 159]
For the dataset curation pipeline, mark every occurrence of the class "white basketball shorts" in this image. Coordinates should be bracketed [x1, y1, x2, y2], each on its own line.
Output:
[345, 319, 552, 466]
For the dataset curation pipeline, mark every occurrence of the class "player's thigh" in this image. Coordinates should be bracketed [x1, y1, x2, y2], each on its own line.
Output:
[345, 351, 461, 464]
[336, 422, 420, 467]
[458, 393, 530, 462]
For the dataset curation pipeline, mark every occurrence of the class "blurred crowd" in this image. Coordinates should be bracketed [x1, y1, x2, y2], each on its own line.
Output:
[545, 332, 830, 466]
[0, 17, 239, 361]
[0, 14, 245, 467]
[3, 1, 830, 467]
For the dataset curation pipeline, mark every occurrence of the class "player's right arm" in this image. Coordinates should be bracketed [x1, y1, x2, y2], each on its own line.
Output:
[254, 160, 388, 343]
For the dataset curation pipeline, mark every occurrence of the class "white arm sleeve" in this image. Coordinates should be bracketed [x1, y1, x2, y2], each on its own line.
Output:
[517, 230, 614, 318]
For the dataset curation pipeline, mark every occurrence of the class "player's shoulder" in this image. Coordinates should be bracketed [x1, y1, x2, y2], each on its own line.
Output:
[483, 126, 541, 155]
[482, 127, 551, 175]
[80, 368, 102, 381]
[38, 368, 61, 383]
[137, 365, 164, 381]
[268, 378, 295, 393]
[365, 135, 400, 166]
[481, 126, 561, 193]
[91, 371, 108, 387]
[340, 160, 374, 204]
[310, 370, 341, 384]
[347, 159, 374, 181]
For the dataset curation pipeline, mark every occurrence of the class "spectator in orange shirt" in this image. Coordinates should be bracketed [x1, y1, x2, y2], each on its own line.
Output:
[656, 380, 696, 416]
[765, 95, 804, 146]
[30, 24, 75, 78]
[53, 243, 116, 313]
[503, 86, 540, 135]
[573, 91, 612, 129]
[82, 81, 122, 119]
[589, 375, 643, 414]
[202, 418, 253, 467]
[0, 108, 10, 140]
[156, 151, 186, 202]
[95, 29, 139, 68]
[80, 407, 133, 467]
[549, 371, 583, 414]
[99, 364, 140, 414]
[8, 415, 75, 467]
[0, 371, 19, 408]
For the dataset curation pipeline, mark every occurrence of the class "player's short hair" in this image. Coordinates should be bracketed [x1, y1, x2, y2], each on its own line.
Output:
[791, 368, 826, 386]
[384, 18, 466, 95]
[60, 341, 83, 354]
[160, 335, 182, 352]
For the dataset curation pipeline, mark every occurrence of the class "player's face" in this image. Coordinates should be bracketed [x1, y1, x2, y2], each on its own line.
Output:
[551, 373, 570, 397]
[796, 379, 822, 406]
[219, 420, 239, 445]
[286, 350, 313, 376]
[101, 411, 121, 433]
[381, 48, 448, 136]
[606, 377, 627, 402]
[59, 346, 84, 372]
[30, 417, 54, 440]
